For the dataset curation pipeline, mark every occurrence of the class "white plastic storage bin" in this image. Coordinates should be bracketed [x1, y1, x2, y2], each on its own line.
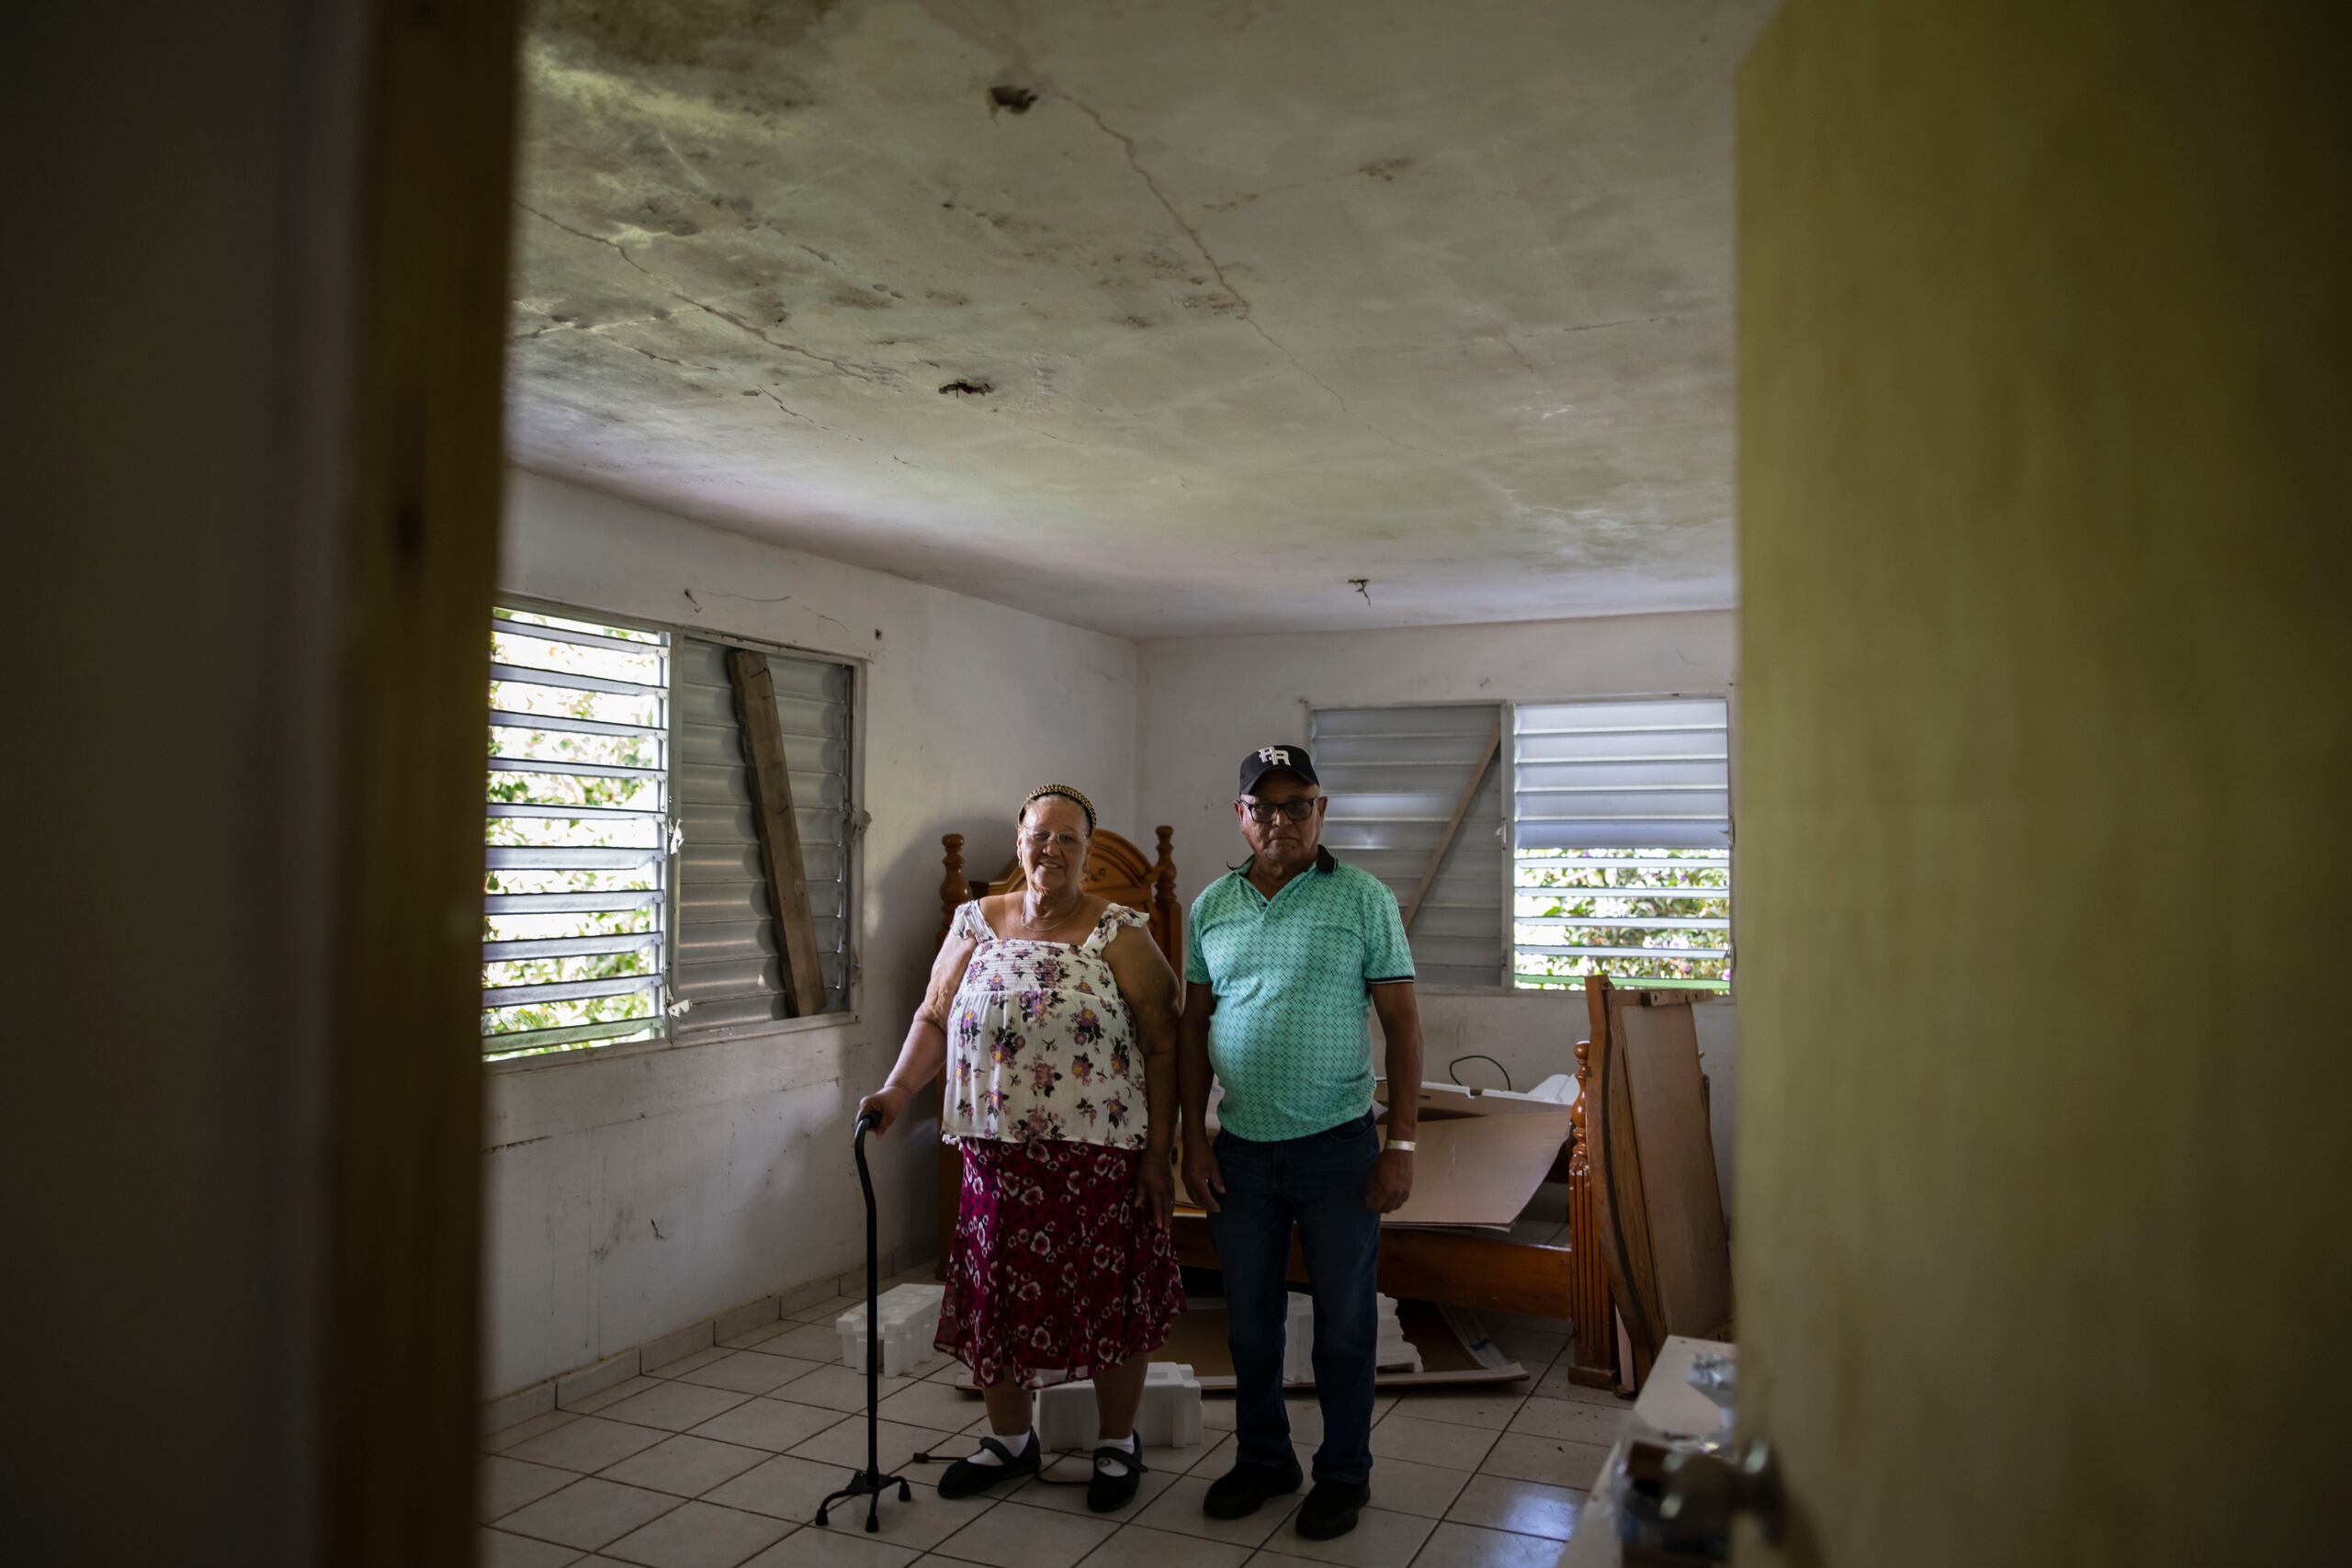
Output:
[1036, 1361, 1204, 1452]
[836, 1283, 945, 1377]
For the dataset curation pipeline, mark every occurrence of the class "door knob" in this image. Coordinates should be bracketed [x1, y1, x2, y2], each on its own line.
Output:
[1659, 1438, 1786, 1545]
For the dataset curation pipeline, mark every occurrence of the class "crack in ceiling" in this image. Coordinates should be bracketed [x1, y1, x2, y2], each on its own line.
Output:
[507, 0, 1773, 637]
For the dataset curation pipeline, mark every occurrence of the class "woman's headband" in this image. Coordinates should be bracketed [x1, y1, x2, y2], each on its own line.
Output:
[1018, 784, 1097, 836]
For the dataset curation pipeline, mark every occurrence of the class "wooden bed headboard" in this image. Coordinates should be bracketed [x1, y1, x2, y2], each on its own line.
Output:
[935, 826, 1182, 972]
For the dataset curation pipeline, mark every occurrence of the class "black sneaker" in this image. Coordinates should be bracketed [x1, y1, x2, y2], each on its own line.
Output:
[937, 1432, 1041, 1499]
[1086, 1435, 1148, 1512]
[1295, 1477, 1371, 1540]
[1202, 1455, 1304, 1519]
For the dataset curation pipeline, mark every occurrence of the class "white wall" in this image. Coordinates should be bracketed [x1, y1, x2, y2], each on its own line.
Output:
[483, 471, 1141, 1394]
[1135, 613, 1740, 1210]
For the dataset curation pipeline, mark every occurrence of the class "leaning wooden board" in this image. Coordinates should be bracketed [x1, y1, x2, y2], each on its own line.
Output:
[1617, 1002, 1733, 1338]
[1586, 977, 1733, 1387]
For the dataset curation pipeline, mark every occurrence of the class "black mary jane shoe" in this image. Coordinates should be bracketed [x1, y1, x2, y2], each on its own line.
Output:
[1086, 1437, 1148, 1512]
[937, 1433, 1042, 1500]
[1295, 1476, 1372, 1540]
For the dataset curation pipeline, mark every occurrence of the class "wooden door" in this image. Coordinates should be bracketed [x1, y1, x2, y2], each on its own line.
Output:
[1735, 3, 2348, 1564]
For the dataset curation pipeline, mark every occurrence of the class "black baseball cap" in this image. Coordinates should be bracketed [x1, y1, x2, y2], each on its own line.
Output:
[1238, 745, 1319, 795]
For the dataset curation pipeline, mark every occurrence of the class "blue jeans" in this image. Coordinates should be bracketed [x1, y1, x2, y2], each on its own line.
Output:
[1204, 1111, 1382, 1484]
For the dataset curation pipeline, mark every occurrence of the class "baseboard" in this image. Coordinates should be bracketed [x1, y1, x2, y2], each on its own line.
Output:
[481, 1243, 944, 1429]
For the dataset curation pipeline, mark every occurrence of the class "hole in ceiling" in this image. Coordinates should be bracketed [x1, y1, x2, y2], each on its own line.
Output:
[939, 378, 994, 397]
[989, 85, 1037, 114]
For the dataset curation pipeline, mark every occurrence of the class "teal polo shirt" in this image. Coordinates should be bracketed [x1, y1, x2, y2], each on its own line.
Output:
[1185, 848, 1416, 1141]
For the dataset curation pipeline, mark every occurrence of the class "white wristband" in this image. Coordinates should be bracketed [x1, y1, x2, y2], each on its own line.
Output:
[1385, 1138, 1417, 1153]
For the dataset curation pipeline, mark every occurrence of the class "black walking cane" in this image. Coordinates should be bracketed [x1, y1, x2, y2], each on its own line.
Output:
[816, 1109, 912, 1532]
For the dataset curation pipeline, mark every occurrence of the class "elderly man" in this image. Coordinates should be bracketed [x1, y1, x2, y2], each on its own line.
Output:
[1178, 745, 1423, 1541]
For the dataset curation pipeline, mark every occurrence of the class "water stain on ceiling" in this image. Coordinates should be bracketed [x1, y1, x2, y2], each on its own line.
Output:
[508, 0, 1772, 637]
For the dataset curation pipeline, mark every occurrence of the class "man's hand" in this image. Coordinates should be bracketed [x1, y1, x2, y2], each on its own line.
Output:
[1182, 1134, 1226, 1214]
[1364, 1148, 1414, 1213]
[855, 1084, 912, 1134]
[1136, 1151, 1175, 1231]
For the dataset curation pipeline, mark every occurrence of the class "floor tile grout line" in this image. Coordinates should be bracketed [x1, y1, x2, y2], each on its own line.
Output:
[490, 1472, 694, 1552]
[481, 1302, 869, 1437]
[492, 1386, 1611, 1553]
[1430, 1511, 1589, 1546]
[505, 1377, 958, 1461]
[491, 1289, 1533, 1451]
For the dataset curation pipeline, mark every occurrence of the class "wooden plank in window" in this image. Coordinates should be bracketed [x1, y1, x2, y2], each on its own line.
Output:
[726, 648, 827, 1016]
[1402, 721, 1502, 931]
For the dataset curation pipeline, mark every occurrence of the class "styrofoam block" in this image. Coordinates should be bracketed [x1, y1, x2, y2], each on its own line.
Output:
[846, 1333, 939, 1378]
[1283, 1292, 1416, 1381]
[838, 1283, 945, 1376]
[1037, 1362, 1204, 1452]
[1283, 1295, 1316, 1382]
[839, 1330, 929, 1377]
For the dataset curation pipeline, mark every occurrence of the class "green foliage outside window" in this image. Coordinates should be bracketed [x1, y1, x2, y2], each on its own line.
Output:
[1513, 847, 1730, 990]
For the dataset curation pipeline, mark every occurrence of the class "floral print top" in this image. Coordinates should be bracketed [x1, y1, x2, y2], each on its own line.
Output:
[941, 898, 1153, 1150]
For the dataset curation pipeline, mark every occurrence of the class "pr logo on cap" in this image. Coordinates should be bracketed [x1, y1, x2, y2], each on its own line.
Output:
[1238, 744, 1318, 792]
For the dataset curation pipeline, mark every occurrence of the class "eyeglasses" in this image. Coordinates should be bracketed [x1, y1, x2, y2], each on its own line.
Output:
[1239, 795, 1319, 824]
[1021, 829, 1086, 852]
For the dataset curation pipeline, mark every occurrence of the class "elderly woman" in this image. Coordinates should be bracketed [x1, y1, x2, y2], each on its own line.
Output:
[858, 784, 1183, 1512]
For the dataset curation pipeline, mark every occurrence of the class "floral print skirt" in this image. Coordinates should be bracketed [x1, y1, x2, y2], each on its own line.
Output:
[935, 1135, 1185, 1390]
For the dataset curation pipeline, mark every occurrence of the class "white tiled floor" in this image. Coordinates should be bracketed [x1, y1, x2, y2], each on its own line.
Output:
[480, 1284, 1624, 1568]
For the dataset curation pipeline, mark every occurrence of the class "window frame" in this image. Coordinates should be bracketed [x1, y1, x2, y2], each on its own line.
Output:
[485, 594, 867, 1073]
[1296, 688, 1736, 998]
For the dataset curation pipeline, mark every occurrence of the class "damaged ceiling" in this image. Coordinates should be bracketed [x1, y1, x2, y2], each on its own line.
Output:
[509, 0, 1772, 637]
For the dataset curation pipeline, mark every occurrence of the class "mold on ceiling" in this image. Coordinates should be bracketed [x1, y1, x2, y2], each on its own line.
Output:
[508, 0, 1773, 637]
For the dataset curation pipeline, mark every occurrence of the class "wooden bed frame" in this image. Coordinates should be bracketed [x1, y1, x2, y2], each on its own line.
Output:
[931, 829, 1619, 1389]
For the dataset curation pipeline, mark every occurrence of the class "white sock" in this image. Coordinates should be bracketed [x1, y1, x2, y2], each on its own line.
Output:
[1095, 1431, 1139, 1472]
[967, 1428, 1032, 1467]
